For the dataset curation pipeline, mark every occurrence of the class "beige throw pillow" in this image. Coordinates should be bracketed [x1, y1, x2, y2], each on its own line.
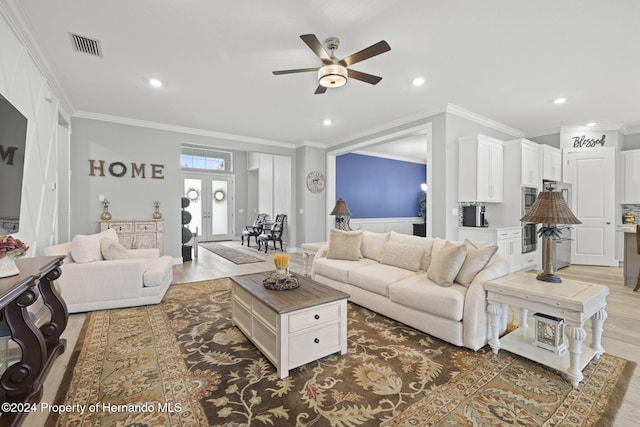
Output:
[327, 229, 363, 261]
[361, 231, 389, 262]
[100, 238, 129, 260]
[379, 242, 425, 272]
[455, 239, 499, 286]
[427, 241, 468, 287]
[71, 228, 119, 263]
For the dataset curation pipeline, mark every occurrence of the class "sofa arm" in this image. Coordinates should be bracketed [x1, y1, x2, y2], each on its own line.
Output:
[310, 244, 330, 278]
[462, 254, 510, 351]
[127, 248, 160, 259]
[44, 242, 73, 263]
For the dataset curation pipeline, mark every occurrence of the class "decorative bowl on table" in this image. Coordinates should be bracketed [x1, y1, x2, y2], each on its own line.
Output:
[263, 254, 299, 290]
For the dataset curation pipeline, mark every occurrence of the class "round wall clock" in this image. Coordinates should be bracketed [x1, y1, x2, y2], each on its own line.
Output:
[306, 171, 325, 193]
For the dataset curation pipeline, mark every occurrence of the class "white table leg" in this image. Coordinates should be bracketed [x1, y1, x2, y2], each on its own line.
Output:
[303, 252, 309, 276]
[519, 308, 528, 329]
[487, 303, 503, 354]
[566, 325, 587, 388]
[590, 308, 607, 358]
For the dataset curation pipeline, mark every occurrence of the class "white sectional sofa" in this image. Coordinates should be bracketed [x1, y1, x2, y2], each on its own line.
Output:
[44, 228, 173, 313]
[311, 229, 509, 351]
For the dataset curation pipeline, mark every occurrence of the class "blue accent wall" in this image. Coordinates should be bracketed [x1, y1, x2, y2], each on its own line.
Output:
[336, 153, 426, 218]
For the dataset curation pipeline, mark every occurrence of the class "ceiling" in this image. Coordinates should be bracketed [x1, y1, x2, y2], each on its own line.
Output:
[8, 0, 640, 149]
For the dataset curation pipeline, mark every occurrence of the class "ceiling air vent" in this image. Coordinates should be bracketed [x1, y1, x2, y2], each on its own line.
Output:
[69, 33, 102, 57]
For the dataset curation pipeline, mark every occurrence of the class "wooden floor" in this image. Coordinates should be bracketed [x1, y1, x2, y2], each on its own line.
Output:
[28, 241, 639, 426]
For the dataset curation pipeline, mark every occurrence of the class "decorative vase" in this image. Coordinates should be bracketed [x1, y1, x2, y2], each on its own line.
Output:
[152, 208, 162, 220]
[0, 257, 19, 279]
[101, 207, 112, 221]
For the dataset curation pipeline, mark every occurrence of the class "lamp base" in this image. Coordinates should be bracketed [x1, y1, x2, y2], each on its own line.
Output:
[536, 272, 562, 283]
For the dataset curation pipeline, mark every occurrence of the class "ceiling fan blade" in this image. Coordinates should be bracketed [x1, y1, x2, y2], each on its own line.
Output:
[272, 67, 319, 75]
[348, 69, 383, 85]
[339, 40, 391, 67]
[314, 85, 327, 95]
[300, 34, 333, 64]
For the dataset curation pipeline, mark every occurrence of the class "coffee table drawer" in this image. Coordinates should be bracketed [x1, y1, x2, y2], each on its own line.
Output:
[289, 321, 341, 367]
[232, 300, 252, 335]
[253, 317, 277, 363]
[288, 303, 341, 333]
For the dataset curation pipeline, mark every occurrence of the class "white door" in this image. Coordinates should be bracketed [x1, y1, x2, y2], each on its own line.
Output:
[183, 173, 234, 241]
[565, 148, 615, 266]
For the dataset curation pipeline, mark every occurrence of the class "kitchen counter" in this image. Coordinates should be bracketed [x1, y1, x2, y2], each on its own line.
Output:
[620, 226, 639, 287]
[617, 225, 637, 233]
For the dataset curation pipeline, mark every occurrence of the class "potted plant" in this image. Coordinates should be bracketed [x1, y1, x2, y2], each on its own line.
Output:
[181, 197, 193, 262]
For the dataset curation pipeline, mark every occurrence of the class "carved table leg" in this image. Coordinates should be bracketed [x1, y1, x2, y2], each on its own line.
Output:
[566, 325, 587, 388]
[590, 308, 607, 358]
[0, 288, 46, 402]
[37, 266, 68, 358]
[487, 303, 503, 354]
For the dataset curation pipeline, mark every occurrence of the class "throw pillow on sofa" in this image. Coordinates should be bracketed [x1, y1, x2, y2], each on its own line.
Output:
[455, 239, 498, 286]
[361, 231, 389, 262]
[100, 238, 129, 260]
[427, 240, 468, 287]
[327, 229, 363, 261]
[379, 241, 425, 272]
[388, 231, 435, 270]
[71, 228, 119, 263]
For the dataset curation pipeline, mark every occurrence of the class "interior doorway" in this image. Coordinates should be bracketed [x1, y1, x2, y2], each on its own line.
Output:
[183, 173, 234, 241]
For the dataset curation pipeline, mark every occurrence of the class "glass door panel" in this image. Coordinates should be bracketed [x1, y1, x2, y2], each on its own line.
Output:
[183, 173, 233, 241]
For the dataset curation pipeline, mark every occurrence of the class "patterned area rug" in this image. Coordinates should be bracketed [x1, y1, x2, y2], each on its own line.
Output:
[48, 279, 635, 426]
[199, 242, 265, 264]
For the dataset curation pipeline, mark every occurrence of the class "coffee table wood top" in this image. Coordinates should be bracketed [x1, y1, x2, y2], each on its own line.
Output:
[231, 272, 349, 314]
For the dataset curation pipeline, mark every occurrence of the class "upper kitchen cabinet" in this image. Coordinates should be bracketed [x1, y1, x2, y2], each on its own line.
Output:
[622, 149, 640, 203]
[504, 139, 540, 187]
[458, 134, 504, 202]
[540, 144, 562, 182]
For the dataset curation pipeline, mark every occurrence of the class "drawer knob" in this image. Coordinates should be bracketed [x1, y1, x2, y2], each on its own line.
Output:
[314, 314, 320, 320]
[314, 338, 320, 344]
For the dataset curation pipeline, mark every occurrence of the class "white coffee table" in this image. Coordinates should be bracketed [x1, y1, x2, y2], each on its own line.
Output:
[486, 271, 609, 388]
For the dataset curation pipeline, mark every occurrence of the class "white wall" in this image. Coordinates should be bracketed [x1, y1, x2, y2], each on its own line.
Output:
[0, 9, 64, 256]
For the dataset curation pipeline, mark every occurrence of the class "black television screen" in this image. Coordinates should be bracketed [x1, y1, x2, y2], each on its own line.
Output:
[0, 94, 28, 233]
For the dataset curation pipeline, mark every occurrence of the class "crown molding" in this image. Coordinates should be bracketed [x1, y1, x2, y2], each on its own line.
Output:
[298, 140, 326, 149]
[0, 1, 75, 116]
[353, 149, 426, 165]
[623, 125, 640, 135]
[560, 124, 625, 133]
[445, 104, 525, 138]
[73, 111, 297, 149]
[524, 128, 561, 139]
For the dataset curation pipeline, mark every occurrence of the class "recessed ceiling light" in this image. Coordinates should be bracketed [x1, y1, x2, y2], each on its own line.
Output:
[586, 122, 596, 126]
[553, 97, 566, 104]
[412, 77, 425, 86]
[323, 119, 332, 126]
[148, 78, 163, 87]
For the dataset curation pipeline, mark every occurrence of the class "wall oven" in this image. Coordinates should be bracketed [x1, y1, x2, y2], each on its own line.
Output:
[521, 187, 538, 253]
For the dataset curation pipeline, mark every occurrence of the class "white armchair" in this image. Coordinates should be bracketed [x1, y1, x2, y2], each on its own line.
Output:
[44, 228, 173, 313]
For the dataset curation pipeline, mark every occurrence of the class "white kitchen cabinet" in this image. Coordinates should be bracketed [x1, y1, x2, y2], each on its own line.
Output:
[504, 139, 539, 187]
[458, 134, 504, 202]
[541, 144, 562, 182]
[458, 227, 522, 273]
[622, 150, 640, 204]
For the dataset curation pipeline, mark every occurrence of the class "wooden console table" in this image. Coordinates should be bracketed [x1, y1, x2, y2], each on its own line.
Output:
[486, 271, 608, 388]
[0, 256, 68, 427]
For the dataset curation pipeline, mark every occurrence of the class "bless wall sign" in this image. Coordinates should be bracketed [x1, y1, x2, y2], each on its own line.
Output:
[88, 159, 165, 179]
[571, 134, 606, 148]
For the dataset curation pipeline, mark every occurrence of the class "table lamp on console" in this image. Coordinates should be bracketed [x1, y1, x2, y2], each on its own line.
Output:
[330, 198, 352, 231]
[520, 191, 581, 283]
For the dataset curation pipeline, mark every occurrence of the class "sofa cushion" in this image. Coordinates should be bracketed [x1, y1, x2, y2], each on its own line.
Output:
[100, 238, 129, 260]
[455, 239, 498, 286]
[379, 242, 424, 272]
[360, 231, 389, 262]
[327, 229, 363, 261]
[71, 228, 119, 263]
[348, 263, 418, 297]
[313, 257, 377, 283]
[427, 241, 468, 287]
[388, 231, 435, 270]
[389, 275, 467, 321]
[143, 256, 173, 287]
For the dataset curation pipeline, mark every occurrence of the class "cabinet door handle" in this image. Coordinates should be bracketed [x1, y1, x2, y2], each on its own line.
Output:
[314, 338, 320, 344]
[314, 314, 320, 320]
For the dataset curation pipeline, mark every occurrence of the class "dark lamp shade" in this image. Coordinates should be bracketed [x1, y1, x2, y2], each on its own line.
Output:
[520, 191, 582, 225]
[330, 199, 352, 216]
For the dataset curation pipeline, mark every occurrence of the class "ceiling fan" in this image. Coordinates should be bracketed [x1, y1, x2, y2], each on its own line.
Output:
[273, 34, 391, 94]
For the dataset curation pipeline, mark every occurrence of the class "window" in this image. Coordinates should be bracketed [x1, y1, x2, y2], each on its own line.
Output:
[181, 147, 232, 172]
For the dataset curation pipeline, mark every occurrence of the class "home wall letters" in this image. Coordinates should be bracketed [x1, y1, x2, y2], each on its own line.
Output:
[88, 159, 165, 179]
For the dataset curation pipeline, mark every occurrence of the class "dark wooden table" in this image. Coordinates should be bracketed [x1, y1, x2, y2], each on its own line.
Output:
[0, 256, 68, 427]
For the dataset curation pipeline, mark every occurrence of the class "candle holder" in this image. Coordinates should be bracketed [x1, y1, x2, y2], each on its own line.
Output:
[100, 199, 112, 221]
[152, 200, 162, 219]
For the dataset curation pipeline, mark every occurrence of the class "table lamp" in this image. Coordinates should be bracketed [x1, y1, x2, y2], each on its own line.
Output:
[330, 199, 352, 230]
[520, 191, 581, 283]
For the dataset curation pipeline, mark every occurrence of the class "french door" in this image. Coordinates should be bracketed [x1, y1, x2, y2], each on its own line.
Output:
[182, 173, 234, 241]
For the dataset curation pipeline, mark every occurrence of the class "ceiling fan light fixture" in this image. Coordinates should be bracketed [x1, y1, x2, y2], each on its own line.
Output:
[318, 64, 348, 88]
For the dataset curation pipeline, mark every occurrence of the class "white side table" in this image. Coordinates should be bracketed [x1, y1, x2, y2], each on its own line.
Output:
[301, 242, 327, 276]
[486, 271, 609, 388]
